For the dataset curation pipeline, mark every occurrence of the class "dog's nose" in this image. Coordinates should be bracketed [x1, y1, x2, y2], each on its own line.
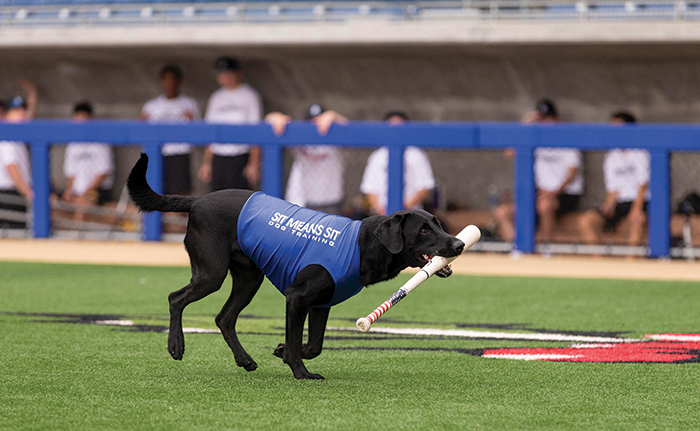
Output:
[452, 239, 465, 254]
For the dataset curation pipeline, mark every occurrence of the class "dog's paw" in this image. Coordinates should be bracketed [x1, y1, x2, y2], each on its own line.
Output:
[236, 356, 258, 372]
[435, 264, 453, 278]
[273, 343, 285, 359]
[168, 337, 184, 360]
[294, 371, 325, 380]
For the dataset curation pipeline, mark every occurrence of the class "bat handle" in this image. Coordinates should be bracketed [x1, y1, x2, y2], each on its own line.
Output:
[356, 288, 407, 332]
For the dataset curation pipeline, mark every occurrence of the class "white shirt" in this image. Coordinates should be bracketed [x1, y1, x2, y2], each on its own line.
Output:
[360, 146, 436, 211]
[204, 84, 262, 157]
[603, 149, 650, 203]
[285, 146, 344, 207]
[534, 147, 583, 195]
[141, 94, 200, 156]
[0, 141, 31, 191]
[64, 143, 114, 195]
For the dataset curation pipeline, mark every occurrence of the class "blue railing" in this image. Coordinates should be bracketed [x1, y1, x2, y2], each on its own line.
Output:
[0, 120, 693, 257]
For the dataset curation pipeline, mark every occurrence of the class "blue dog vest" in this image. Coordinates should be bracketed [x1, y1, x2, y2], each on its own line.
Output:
[237, 193, 363, 307]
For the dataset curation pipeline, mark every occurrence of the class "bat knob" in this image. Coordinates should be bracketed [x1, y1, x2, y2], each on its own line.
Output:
[356, 317, 372, 332]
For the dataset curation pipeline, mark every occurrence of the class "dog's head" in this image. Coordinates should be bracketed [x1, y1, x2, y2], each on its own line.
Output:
[373, 210, 465, 276]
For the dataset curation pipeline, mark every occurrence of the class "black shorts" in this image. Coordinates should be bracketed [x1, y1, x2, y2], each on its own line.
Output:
[163, 154, 191, 195]
[0, 189, 28, 229]
[97, 188, 111, 205]
[603, 201, 648, 232]
[557, 193, 580, 217]
[211, 153, 251, 192]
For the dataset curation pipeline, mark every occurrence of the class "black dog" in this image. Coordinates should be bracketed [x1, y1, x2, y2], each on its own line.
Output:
[127, 154, 464, 379]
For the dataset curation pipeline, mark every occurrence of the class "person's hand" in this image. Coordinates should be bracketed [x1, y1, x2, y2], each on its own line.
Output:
[600, 200, 616, 218]
[184, 110, 195, 121]
[243, 162, 260, 186]
[18, 79, 37, 96]
[521, 111, 541, 124]
[265, 112, 292, 137]
[312, 111, 348, 136]
[503, 148, 515, 159]
[62, 190, 74, 203]
[198, 163, 212, 183]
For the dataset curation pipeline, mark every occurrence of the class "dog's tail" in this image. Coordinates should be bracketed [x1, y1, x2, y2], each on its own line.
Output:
[127, 153, 196, 213]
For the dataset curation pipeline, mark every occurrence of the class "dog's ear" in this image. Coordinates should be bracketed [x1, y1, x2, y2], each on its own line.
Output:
[374, 213, 406, 254]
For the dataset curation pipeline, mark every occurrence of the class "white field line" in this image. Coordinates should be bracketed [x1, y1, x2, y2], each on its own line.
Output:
[482, 353, 582, 361]
[92, 319, 219, 334]
[327, 326, 643, 343]
[646, 334, 700, 342]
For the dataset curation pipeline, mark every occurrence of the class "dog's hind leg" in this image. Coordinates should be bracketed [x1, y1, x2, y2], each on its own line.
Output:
[215, 260, 264, 372]
[168, 232, 229, 361]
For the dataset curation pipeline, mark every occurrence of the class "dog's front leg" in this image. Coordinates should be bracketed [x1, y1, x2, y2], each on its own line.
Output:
[302, 307, 330, 360]
[282, 265, 334, 380]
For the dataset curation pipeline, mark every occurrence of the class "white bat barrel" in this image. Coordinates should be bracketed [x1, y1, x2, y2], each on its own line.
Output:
[356, 225, 481, 332]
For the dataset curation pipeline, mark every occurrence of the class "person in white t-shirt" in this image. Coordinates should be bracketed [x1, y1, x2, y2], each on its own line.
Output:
[141, 64, 200, 195]
[199, 57, 262, 192]
[265, 105, 348, 214]
[0, 87, 36, 229]
[494, 99, 583, 243]
[579, 112, 649, 247]
[62, 102, 114, 222]
[360, 112, 436, 215]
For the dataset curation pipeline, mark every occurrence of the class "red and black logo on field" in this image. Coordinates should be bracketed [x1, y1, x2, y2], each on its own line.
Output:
[479, 334, 700, 364]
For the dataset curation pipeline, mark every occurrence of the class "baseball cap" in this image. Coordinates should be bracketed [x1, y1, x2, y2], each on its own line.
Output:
[214, 57, 240, 72]
[536, 99, 558, 118]
[306, 103, 325, 119]
[9, 96, 27, 110]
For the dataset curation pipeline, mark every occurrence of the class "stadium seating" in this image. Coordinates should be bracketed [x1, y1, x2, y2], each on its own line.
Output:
[0, 0, 696, 28]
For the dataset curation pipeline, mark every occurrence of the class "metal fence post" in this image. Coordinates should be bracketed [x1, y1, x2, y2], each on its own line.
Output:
[514, 147, 536, 253]
[262, 144, 283, 198]
[143, 142, 163, 241]
[648, 148, 670, 258]
[387, 145, 405, 215]
[30, 141, 51, 238]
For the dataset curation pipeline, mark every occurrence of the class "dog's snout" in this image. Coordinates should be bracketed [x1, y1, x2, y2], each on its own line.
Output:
[452, 239, 465, 254]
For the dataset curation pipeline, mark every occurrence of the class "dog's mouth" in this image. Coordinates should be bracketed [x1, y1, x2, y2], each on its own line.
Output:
[416, 253, 434, 266]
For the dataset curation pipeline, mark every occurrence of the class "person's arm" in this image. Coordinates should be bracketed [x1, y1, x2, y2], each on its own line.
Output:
[313, 111, 348, 136]
[6, 164, 33, 199]
[243, 147, 261, 186]
[365, 193, 385, 216]
[19, 80, 38, 120]
[63, 177, 75, 202]
[556, 166, 579, 195]
[81, 174, 109, 197]
[139, 111, 150, 121]
[265, 112, 292, 136]
[600, 191, 618, 218]
[198, 146, 214, 183]
[404, 189, 431, 211]
[631, 184, 648, 213]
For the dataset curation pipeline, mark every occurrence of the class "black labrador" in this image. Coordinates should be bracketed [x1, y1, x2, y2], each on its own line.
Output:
[127, 154, 464, 379]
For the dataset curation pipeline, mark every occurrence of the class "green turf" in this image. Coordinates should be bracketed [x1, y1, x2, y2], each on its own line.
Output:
[1, 261, 699, 430]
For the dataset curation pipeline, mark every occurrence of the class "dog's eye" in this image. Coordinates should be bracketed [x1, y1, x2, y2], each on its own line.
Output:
[419, 227, 429, 235]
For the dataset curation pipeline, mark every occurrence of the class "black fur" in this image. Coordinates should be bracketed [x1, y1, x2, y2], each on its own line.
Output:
[127, 153, 464, 379]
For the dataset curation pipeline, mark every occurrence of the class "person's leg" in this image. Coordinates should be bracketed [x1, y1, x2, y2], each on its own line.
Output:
[211, 154, 250, 192]
[537, 191, 559, 243]
[493, 202, 515, 242]
[578, 209, 605, 245]
[627, 204, 648, 246]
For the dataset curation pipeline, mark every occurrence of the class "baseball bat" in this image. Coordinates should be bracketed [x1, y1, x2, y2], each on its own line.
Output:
[356, 225, 481, 332]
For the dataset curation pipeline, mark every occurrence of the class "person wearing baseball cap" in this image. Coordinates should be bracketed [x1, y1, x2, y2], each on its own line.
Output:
[494, 98, 583, 247]
[141, 64, 200, 196]
[0, 80, 38, 230]
[265, 104, 348, 214]
[199, 57, 262, 192]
